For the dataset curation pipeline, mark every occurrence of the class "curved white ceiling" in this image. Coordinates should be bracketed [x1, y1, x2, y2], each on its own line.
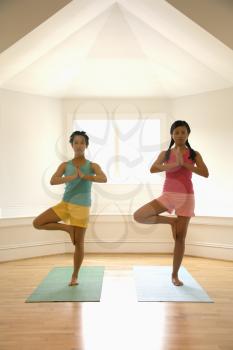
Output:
[0, 0, 233, 97]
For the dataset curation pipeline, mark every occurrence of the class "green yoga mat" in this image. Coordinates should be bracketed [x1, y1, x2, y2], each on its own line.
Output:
[26, 266, 105, 302]
[133, 266, 213, 302]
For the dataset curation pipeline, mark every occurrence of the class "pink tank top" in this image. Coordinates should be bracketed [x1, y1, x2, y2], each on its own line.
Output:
[163, 148, 194, 194]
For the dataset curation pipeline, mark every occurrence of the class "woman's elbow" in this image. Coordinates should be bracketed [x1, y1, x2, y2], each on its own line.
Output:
[150, 166, 158, 173]
[50, 178, 55, 185]
[203, 170, 209, 178]
[150, 166, 155, 173]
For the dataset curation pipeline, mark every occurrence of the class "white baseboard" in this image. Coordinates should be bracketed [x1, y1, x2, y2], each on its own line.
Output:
[1, 215, 233, 227]
[185, 241, 233, 260]
[0, 215, 233, 262]
[0, 240, 67, 262]
[1, 240, 232, 262]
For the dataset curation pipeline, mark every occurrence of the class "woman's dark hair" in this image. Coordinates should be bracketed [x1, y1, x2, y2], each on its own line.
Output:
[164, 120, 196, 161]
[69, 130, 89, 147]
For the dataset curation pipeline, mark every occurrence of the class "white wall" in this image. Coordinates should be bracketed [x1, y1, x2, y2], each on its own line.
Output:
[0, 89, 68, 261]
[172, 87, 233, 217]
[0, 89, 65, 218]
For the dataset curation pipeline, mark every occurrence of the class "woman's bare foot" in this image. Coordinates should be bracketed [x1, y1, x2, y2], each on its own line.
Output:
[172, 274, 183, 286]
[68, 274, 79, 286]
[67, 226, 75, 245]
[171, 219, 177, 240]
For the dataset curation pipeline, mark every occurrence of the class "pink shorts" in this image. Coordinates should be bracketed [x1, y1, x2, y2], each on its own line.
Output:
[156, 192, 195, 217]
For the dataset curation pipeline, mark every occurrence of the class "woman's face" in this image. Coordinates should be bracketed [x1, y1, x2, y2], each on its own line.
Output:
[171, 126, 189, 146]
[72, 135, 87, 156]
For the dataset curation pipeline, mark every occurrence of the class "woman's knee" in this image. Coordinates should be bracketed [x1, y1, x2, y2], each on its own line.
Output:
[134, 210, 160, 224]
[133, 210, 141, 223]
[32, 209, 60, 230]
[134, 200, 166, 223]
[74, 227, 86, 245]
[33, 217, 41, 229]
[75, 241, 84, 250]
[133, 210, 148, 223]
[175, 230, 187, 243]
[175, 217, 190, 242]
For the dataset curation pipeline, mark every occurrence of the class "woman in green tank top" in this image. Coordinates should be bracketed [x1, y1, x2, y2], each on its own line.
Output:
[33, 131, 107, 286]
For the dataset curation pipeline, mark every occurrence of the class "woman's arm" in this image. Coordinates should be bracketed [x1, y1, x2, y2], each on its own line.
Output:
[183, 151, 209, 177]
[150, 151, 179, 173]
[81, 163, 107, 183]
[50, 162, 78, 185]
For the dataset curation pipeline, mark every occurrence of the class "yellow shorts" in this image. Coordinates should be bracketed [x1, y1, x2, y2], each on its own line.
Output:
[52, 201, 90, 228]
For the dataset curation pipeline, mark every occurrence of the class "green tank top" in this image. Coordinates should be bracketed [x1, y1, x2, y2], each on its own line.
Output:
[62, 159, 94, 207]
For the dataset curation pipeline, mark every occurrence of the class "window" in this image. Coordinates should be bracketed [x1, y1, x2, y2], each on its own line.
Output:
[73, 117, 162, 184]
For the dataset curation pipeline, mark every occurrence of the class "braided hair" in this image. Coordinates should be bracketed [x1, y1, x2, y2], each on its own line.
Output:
[69, 130, 89, 147]
[164, 120, 196, 161]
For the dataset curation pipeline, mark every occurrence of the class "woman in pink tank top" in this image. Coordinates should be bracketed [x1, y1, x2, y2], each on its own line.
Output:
[134, 120, 209, 286]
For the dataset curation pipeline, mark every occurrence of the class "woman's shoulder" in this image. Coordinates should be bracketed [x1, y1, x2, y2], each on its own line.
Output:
[64, 160, 72, 165]
[84, 159, 93, 167]
[58, 161, 69, 168]
[161, 148, 173, 157]
[162, 147, 176, 153]
[89, 161, 100, 169]
[84, 159, 96, 169]
[61, 160, 72, 169]
[193, 150, 202, 160]
[158, 150, 167, 158]
[90, 161, 104, 172]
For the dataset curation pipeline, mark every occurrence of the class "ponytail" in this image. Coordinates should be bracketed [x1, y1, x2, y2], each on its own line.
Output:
[185, 140, 196, 161]
[164, 138, 175, 161]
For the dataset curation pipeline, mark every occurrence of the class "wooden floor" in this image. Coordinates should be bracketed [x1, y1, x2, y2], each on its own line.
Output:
[0, 253, 233, 350]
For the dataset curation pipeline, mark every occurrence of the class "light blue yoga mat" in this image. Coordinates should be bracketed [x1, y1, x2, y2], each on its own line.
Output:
[26, 266, 105, 302]
[133, 266, 213, 302]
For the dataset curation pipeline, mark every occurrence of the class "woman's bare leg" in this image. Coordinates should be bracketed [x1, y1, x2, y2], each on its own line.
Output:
[133, 199, 177, 239]
[69, 226, 86, 286]
[172, 216, 190, 286]
[33, 208, 75, 245]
